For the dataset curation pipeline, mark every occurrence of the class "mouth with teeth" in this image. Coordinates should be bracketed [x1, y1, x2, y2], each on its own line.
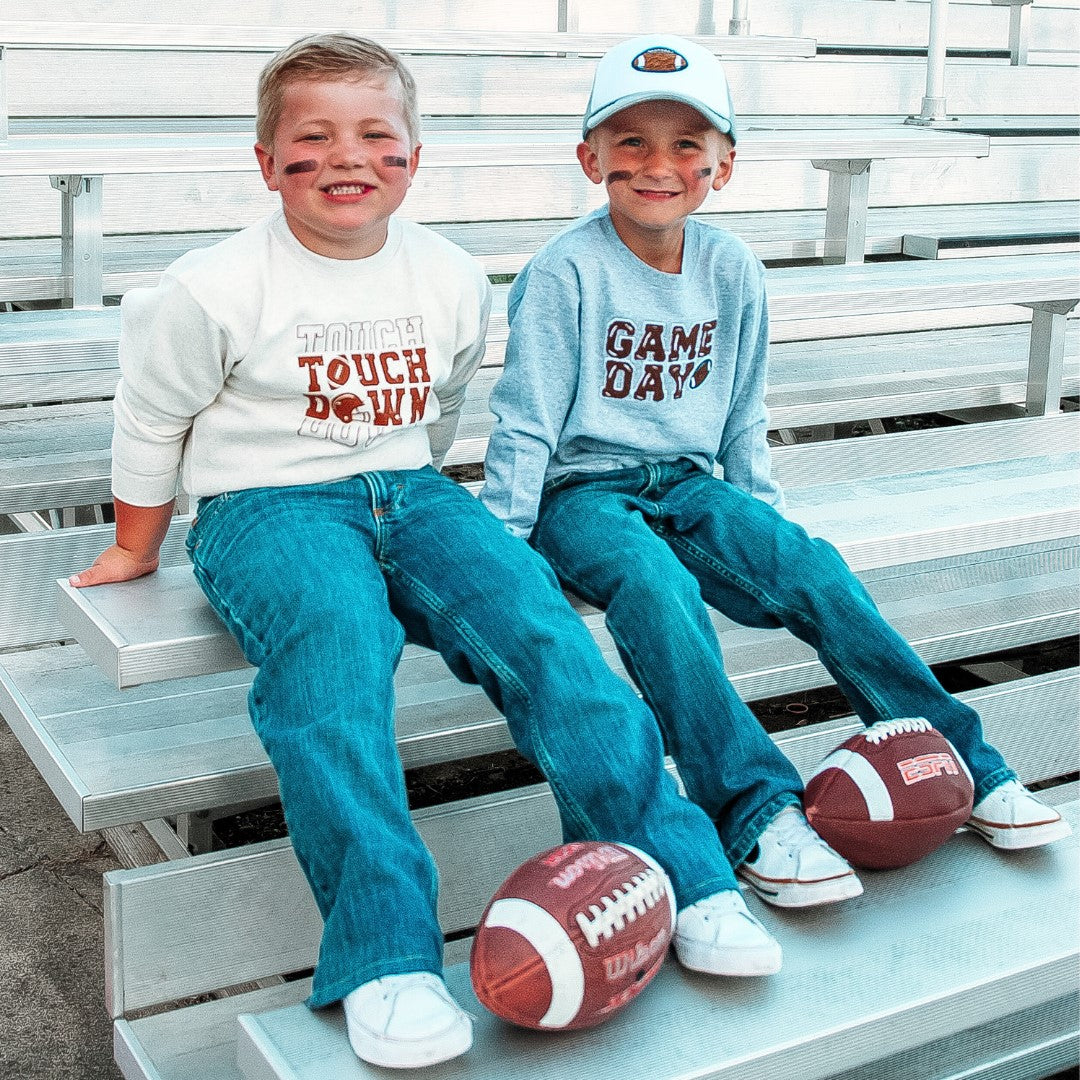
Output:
[322, 182, 375, 199]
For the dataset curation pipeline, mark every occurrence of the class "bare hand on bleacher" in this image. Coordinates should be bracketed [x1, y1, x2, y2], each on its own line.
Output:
[70, 498, 175, 587]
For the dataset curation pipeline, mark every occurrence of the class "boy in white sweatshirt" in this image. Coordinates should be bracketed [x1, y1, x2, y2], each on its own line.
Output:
[72, 33, 782, 1069]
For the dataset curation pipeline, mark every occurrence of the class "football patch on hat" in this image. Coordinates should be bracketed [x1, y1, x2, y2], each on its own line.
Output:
[632, 48, 688, 73]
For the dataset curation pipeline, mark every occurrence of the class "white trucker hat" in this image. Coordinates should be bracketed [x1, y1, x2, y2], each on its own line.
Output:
[582, 34, 738, 143]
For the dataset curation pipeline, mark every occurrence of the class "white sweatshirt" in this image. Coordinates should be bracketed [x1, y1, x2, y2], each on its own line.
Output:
[112, 211, 492, 506]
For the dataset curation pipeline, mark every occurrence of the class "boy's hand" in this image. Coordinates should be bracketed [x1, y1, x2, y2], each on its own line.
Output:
[69, 497, 176, 588]
[69, 544, 159, 588]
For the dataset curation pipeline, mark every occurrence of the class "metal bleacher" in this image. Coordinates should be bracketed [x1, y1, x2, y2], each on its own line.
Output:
[0, 1, 1078, 1079]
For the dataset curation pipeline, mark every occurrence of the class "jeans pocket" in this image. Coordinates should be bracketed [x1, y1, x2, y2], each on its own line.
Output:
[542, 471, 582, 498]
[187, 491, 235, 550]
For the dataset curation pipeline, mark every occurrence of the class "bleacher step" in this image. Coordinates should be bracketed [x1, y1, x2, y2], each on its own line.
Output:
[4, 566, 1074, 833]
[903, 230, 1080, 260]
[5, 252, 1076, 371]
[118, 985, 1080, 1080]
[52, 413, 1080, 689]
[233, 802, 1079, 1080]
[8, 320, 1078, 514]
[1, 202, 1072, 298]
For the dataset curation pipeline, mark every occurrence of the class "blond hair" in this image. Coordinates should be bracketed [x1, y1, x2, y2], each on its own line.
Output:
[256, 33, 420, 148]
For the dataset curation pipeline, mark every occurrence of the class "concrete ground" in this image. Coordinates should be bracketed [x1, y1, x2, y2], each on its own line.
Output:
[0, 718, 122, 1080]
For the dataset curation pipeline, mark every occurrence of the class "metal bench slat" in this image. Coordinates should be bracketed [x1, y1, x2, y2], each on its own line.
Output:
[6, 49, 1074, 119]
[8, 321, 1078, 513]
[116, 984, 1080, 1080]
[1, 201, 1073, 302]
[4, 547, 1074, 833]
[101, 669, 1079, 1015]
[0, 23, 817, 57]
[0, 124, 991, 176]
[904, 232, 1080, 259]
[103, 790, 1080, 1076]
[3, 252, 1074, 365]
[237, 841, 1078, 1080]
[50, 412, 1080, 687]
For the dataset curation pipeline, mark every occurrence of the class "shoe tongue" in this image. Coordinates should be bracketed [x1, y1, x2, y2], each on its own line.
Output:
[776, 811, 817, 846]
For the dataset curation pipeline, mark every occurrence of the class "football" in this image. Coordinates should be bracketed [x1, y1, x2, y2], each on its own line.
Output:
[803, 717, 975, 870]
[469, 841, 675, 1030]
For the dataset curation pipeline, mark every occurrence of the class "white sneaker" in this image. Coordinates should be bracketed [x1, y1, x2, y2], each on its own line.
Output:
[343, 972, 472, 1069]
[738, 806, 863, 908]
[674, 889, 783, 976]
[968, 780, 1073, 851]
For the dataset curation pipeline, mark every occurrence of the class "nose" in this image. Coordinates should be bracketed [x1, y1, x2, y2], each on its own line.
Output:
[640, 148, 675, 180]
[328, 134, 369, 169]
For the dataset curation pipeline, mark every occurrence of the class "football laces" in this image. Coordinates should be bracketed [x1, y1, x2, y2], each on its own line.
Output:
[863, 717, 933, 744]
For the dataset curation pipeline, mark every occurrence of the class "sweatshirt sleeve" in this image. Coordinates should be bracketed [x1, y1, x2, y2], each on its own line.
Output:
[429, 272, 493, 471]
[481, 264, 580, 538]
[716, 271, 786, 512]
[111, 278, 231, 506]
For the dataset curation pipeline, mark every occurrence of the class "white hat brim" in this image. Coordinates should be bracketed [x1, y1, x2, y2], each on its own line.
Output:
[582, 91, 736, 142]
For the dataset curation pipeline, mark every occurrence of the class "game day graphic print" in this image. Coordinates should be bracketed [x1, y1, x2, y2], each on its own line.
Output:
[294, 317, 433, 447]
[601, 317, 717, 402]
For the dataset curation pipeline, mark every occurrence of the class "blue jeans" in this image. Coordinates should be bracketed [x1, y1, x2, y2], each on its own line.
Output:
[186, 467, 737, 1007]
[532, 460, 1015, 868]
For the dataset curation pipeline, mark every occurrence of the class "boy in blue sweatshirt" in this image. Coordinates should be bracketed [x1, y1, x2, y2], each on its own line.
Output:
[482, 35, 1070, 958]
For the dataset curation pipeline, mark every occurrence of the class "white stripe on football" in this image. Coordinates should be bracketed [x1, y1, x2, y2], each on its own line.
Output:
[809, 747, 896, 821]
[482, 897, 585, 1028]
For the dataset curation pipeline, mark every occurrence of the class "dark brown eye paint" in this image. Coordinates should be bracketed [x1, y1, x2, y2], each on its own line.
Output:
[606, 170, 633, 183]
[697, 167, 714, 178]
[283, 159, 318, 175]
[382, 155, 409, 168]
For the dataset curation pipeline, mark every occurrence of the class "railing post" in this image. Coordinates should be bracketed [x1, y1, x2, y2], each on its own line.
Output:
[557, 0, 579, 33]
[1024, 301, 1077, 416]
[907, 0, 953, 125]
[729, 0, 750, 36]
[51, 174, 105, 309]
[696, 0, 716, 36]
[0, 45, 8, 142]
[923, 0, 950, 119]
[1008, 2, 1030, 64]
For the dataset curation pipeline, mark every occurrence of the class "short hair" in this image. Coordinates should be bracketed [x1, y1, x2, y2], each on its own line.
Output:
[256, 33, 420, 148]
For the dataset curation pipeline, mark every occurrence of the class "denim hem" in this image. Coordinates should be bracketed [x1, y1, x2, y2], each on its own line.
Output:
[307, 955, 444, 1010]
[677, 873, 744, 911]
[725, 790, 803, 869]
[972, 766, 1018, 807]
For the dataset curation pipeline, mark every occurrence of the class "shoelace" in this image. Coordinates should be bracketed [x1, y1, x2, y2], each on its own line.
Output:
[863, 716, 932, 745]
[692, 891, 744, 919]
[770, 807, 832, 852]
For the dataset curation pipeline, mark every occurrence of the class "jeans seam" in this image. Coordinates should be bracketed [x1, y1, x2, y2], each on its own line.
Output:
[382, 562, 599, 840]
[189, 555, 268, 668]
[666, 531, 897, 722]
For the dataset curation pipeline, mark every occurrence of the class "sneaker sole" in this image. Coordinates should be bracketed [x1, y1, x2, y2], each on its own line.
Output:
[968, 816, 1073, 851]
[737, 868, 864, 908]
[674, 937, 783, 977]
[348, 1020, 473, 1070]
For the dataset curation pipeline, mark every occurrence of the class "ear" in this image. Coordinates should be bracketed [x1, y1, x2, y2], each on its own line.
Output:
[576, 140, 604, 186]
[254, 143, 279, 192]
[711, 147, 735, 192]
[406, 142, 422, 188]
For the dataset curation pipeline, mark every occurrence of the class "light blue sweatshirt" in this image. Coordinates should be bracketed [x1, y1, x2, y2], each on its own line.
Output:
[481, 207, 783, 538]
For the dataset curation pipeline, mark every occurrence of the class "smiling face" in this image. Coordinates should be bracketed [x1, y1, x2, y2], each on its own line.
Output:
[577, 99, 734, 267]
[255, 75, 420, 260]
